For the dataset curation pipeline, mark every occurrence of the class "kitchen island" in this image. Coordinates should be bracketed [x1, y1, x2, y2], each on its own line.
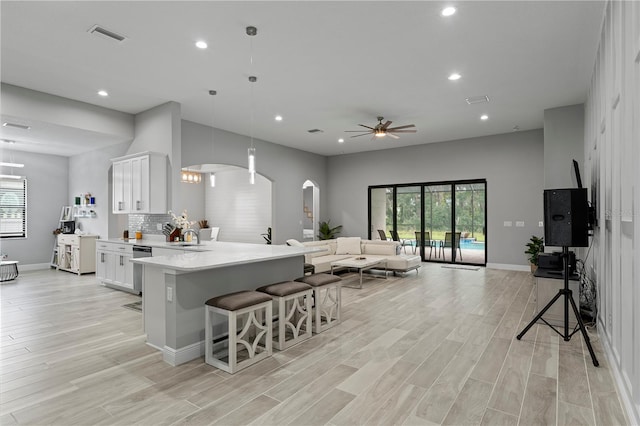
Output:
[130, 242, 316, 365]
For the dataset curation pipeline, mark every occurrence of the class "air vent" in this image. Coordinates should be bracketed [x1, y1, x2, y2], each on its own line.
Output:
[307, 129, 324, 134]
[2, 122, 30, 130]
[465, 95, 490, 105]
[88, 25, 127, 43]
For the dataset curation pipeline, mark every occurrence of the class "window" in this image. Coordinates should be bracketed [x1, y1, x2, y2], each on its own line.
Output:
[0, 177, 27, 238]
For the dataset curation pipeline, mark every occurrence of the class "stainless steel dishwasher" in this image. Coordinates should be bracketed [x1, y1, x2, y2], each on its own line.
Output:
[132, 245, 152, 294]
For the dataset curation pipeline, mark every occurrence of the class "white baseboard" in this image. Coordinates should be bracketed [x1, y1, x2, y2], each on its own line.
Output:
[598, 318, 640, 426]
[486, 263, 530, 272]
[163, 341, 204, 366]
[17, 263, 52, 272]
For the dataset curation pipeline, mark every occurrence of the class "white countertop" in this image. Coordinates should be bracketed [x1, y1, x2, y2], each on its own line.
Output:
[98, 236, 218, 251]
[128, 240, 319, 271]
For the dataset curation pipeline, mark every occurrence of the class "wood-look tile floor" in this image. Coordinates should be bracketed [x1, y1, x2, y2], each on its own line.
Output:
[0, 265, 630, 425]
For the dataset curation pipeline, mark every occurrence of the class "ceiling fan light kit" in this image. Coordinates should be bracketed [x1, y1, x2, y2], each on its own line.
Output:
[345, 116, 417, 140]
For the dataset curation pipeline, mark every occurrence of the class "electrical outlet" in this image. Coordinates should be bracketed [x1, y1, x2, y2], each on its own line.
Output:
[504, 221, 512, 227]
[539, 221, 544, 227]
[167, 287, 173, 302]
[516, 221, 525, 227]
[157, 223, 162, 231]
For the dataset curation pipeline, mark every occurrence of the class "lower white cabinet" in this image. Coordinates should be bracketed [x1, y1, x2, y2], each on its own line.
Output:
[96, 241, 134, 292]
[57, 234, 98, 275]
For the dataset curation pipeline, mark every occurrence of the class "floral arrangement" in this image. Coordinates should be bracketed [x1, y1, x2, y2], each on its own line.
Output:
[168, 209, 193, 230]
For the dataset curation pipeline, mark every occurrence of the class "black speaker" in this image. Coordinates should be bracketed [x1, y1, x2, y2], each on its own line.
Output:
[544, 188, 589, 247]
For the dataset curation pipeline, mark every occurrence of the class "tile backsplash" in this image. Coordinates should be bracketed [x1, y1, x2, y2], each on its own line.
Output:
[128, 214, 171, 235]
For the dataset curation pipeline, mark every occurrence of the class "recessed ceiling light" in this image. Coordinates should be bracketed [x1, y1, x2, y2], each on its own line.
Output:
[448, 73, 461, 81]
[275, 115, 283, 121]
[98, 90, 109, 97]
[338, 138, 344, 143]
[442, 6, 456, 16]
[195, 41, 208, 49]
[480, 114, 489, 120]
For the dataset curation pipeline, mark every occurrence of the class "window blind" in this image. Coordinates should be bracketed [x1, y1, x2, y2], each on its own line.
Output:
[0, 178, 27, 238]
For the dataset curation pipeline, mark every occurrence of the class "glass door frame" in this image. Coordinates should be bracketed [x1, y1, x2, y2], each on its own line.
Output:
[368, 179, 487, 266]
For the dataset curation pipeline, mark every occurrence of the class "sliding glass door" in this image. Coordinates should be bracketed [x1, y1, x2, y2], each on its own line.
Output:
[454, 183, 486, 264]
[369, 179, 486, 266]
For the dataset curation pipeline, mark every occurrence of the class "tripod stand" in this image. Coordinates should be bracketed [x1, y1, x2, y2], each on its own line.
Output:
[517, 246, 599, 367]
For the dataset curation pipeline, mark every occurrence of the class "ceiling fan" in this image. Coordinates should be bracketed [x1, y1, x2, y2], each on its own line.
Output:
[345, 116, 417, 140]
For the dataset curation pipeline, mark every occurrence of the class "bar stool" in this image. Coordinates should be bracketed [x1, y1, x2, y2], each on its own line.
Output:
[256, 281, 313, 350]
[204, 290, 272, 374]
[296, 273, 342, 333]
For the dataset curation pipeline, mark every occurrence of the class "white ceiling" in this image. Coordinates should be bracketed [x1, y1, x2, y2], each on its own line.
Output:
[0, 1, 604, 157]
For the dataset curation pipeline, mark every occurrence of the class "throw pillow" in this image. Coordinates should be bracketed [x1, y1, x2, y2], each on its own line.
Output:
[335, 237, 362, 255]
[286, 239, 304, 247]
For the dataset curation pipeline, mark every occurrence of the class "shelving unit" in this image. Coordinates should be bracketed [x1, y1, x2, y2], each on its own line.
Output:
[50, 206, 69, 268]
[73, 204, 97, 218]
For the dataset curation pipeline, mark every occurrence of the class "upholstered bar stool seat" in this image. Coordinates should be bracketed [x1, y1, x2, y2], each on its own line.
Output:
[256, 281, 313, 350]
[296, 273, 342, 333]
[205, 290, 272, 374]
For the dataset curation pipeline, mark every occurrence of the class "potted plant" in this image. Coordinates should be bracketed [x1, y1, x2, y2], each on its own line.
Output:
[525, 235, 544, 272]
[318, 220, 342, 240]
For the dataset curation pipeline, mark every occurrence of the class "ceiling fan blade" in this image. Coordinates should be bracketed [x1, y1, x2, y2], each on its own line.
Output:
[387, 133, 400, 139]
[345, 130, 374, 133]
[387, 124, 415, 131]
[389, 129, 417, 133]
[358, 124, 375, 130]
[350, 133, 371, 138]
[381, 120, 393, 130]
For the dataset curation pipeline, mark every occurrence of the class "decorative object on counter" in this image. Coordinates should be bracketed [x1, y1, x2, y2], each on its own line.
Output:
[123, 230, 129, 239]
[135, 230, 142, 240]
[162, 223, 173, 238]
[261, 227, 272, 244]
[168, 209, 193, 230]
[168, 227, 181, 242]
[198, 219, 209, 229]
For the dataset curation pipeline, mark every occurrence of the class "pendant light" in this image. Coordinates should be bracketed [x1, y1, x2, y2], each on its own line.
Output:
[247, 25, 257, 184]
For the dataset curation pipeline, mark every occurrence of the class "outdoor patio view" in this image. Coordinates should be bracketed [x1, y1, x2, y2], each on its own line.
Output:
[369, 181, 486, 265]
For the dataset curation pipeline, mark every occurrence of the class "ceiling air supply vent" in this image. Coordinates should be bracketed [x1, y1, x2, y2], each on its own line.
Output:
[307, 129, 324, 134]
[465, 95, 490, 105]
[88, 25, 127, 43]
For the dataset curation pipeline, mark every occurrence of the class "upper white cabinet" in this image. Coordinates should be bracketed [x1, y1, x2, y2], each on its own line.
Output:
[112, 152, 167, 214]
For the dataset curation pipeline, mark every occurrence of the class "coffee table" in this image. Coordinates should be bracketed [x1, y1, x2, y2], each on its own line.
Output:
[330, 257, 387, 289]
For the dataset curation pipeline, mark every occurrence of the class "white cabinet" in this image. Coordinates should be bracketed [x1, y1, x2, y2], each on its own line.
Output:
[112, 152, 166, 214]
[96, 241, 134, 292]
[57, 234, 98, 275]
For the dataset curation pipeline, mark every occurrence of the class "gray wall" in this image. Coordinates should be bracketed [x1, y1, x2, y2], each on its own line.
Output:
[0, 150, 68, 266]
[326, 130, 545, 267]
[543, 104, 584, 189]
[69, 141, 130, 239]
[181, 120, 328, 244]
[129, 102, 181, 213]
[1, 83, 133, 144]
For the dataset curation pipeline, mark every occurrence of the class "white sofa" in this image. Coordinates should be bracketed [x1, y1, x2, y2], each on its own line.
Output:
[289, 237, 421, 275]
